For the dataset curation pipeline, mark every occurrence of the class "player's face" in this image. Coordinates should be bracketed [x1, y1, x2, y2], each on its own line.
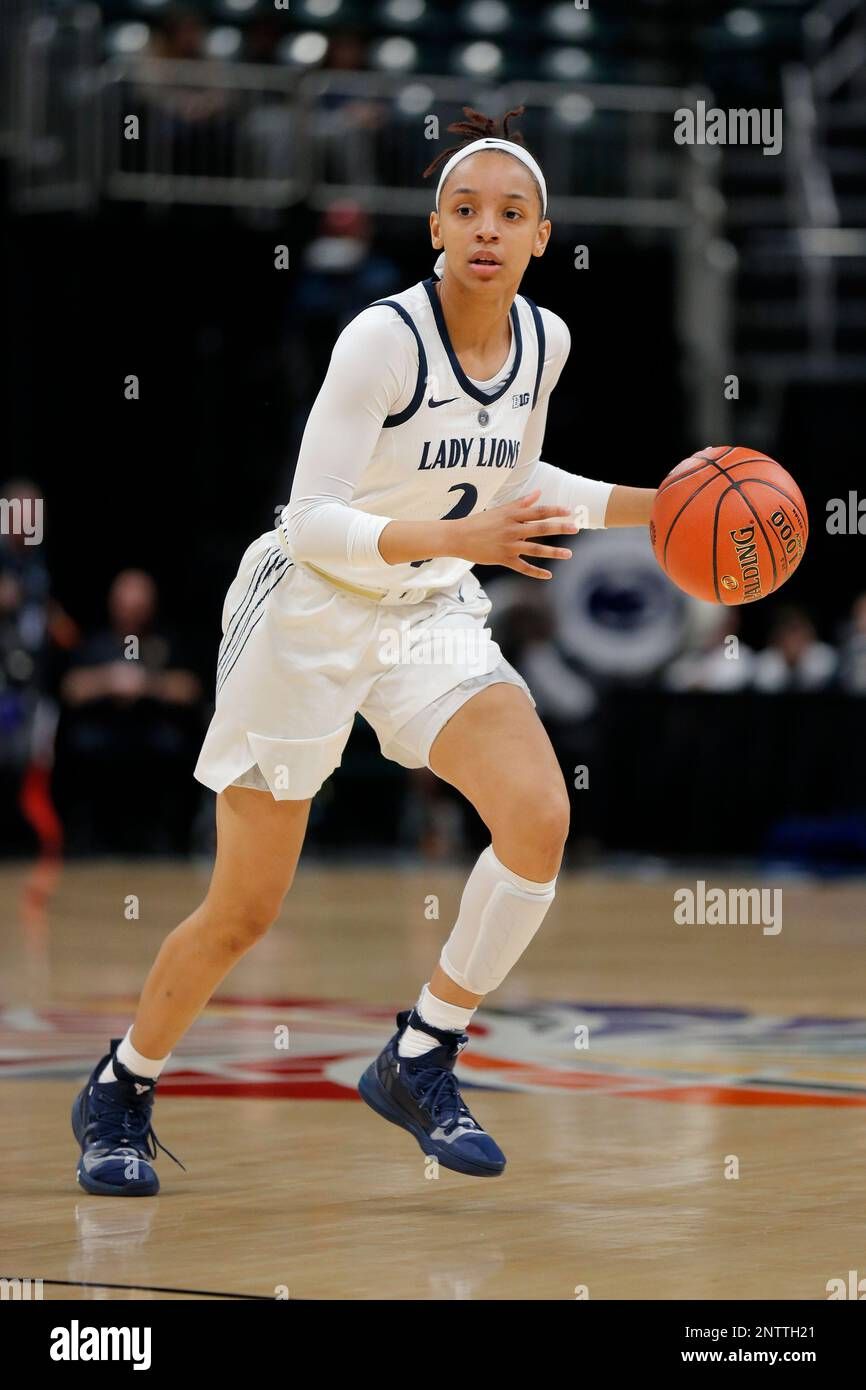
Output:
[430, 152, 551, 292]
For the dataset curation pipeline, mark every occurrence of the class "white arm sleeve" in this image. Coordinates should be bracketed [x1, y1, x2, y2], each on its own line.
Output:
[281, 307, 413, 572]
[494, 309, 614, 528]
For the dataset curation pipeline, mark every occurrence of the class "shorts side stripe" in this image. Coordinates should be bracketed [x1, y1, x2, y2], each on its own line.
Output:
[217, 552, 287, 678]
[215, 564, 291, 696]
[218, 549, 277, 666]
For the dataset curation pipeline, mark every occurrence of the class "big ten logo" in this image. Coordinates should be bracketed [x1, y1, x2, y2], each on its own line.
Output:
[1, 1278, 44, 1300]
[826, 1270, 866, 1299]
[424, 1155, 439, 1181]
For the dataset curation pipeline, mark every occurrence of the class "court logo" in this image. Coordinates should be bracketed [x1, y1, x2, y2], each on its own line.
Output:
[49, 1321, 151, 1370]
[6, 1001, 866, 1106]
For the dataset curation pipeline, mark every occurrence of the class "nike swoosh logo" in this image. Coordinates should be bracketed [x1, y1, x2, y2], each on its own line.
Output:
[428, 396, 458, 408]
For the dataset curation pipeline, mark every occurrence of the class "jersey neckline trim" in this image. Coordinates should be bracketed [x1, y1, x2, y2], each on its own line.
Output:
[422, 277, 523, 405]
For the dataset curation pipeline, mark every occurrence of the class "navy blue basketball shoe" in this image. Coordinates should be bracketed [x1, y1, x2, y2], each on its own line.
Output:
[72, 1039, 185, 1196]
[358, 1009, 506, 1177]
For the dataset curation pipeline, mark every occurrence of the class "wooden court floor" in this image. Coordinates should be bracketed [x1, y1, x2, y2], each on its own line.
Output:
[1, 859, 865, 1301]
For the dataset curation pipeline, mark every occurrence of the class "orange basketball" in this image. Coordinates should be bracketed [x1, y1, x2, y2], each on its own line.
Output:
[649, 446, 808, 605]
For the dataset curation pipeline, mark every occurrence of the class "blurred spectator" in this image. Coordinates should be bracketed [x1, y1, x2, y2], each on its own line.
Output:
[128, 7, 235, 180]
[489, 581, 597, 721]
[663, 605, 756, 692]
[0, 477, 77, 856]
[286, 200, 399, 437]
[315, 31, 386, 185]
[752, 607, 837, 693]
[149, 5, 205, 61]
[57, 570, 204, 855]
[244, 18, 282, 66]
[838, 593, 866, 694]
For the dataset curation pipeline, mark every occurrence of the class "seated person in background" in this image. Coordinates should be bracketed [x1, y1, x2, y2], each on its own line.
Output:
[838, 593, 866, 695]
[752, 606, 837, 693]
[59, 570, 203, 854]
[663, 606, 755, 692]
[0, 476, 77, 855]
[62, 570, 200, 711]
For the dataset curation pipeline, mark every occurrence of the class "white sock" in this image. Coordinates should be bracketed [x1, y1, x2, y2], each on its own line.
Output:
[397, 982, 476, 1058]
[98, 1027, 170, 1084]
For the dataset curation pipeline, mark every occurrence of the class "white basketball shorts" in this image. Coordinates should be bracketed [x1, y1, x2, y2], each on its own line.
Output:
[193, 529, 535, 801]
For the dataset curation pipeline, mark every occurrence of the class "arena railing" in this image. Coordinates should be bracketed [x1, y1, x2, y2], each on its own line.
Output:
[5, 27, 730, 443]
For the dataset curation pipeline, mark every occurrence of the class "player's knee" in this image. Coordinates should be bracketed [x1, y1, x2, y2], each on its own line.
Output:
[490, 784, 570, 855]
[218, 895, 286, 952]
[528, 791, 570, 854]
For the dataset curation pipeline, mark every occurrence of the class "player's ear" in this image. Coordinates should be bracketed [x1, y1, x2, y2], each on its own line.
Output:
[532, 218, 552, 258]
[429, 209, 443, 250]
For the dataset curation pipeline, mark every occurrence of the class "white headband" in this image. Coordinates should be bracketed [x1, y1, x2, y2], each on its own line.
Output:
[434, 137, 548, 218]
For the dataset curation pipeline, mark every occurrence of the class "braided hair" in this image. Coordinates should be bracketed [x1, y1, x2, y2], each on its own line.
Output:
[422, 105, 545, 216]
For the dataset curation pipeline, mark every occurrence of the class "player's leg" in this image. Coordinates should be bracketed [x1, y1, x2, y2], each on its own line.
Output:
[425, 680, 568, 1010]
[358, 681, 567, 1176]
[72, 785, 312, 1195]
[131, 785, 312, 1058]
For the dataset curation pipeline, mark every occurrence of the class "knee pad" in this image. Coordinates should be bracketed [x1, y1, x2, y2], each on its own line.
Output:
[440, 846, 556, 996]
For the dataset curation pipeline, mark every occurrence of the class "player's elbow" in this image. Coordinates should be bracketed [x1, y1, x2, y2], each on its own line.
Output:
[279, 497, 339, 564]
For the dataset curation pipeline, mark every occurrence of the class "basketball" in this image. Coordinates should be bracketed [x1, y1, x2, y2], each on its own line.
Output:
[649, 446, 809, 605]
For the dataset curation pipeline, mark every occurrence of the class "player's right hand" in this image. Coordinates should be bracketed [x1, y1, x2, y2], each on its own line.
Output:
[453, 489, 579, 579]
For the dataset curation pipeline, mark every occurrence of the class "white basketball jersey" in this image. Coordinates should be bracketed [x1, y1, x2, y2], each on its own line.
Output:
[292, 276, 551, 599]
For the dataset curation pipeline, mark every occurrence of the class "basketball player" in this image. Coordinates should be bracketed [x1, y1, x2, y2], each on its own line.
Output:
[72, 108, 656, 1190]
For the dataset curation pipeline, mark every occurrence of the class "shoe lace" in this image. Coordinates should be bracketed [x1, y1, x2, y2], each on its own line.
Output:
[87, 1088, 186, 1171]
[411, 1065, 476, 1133]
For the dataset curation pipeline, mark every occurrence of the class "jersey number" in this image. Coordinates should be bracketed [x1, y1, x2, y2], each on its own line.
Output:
[410, 483, 479, 568]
